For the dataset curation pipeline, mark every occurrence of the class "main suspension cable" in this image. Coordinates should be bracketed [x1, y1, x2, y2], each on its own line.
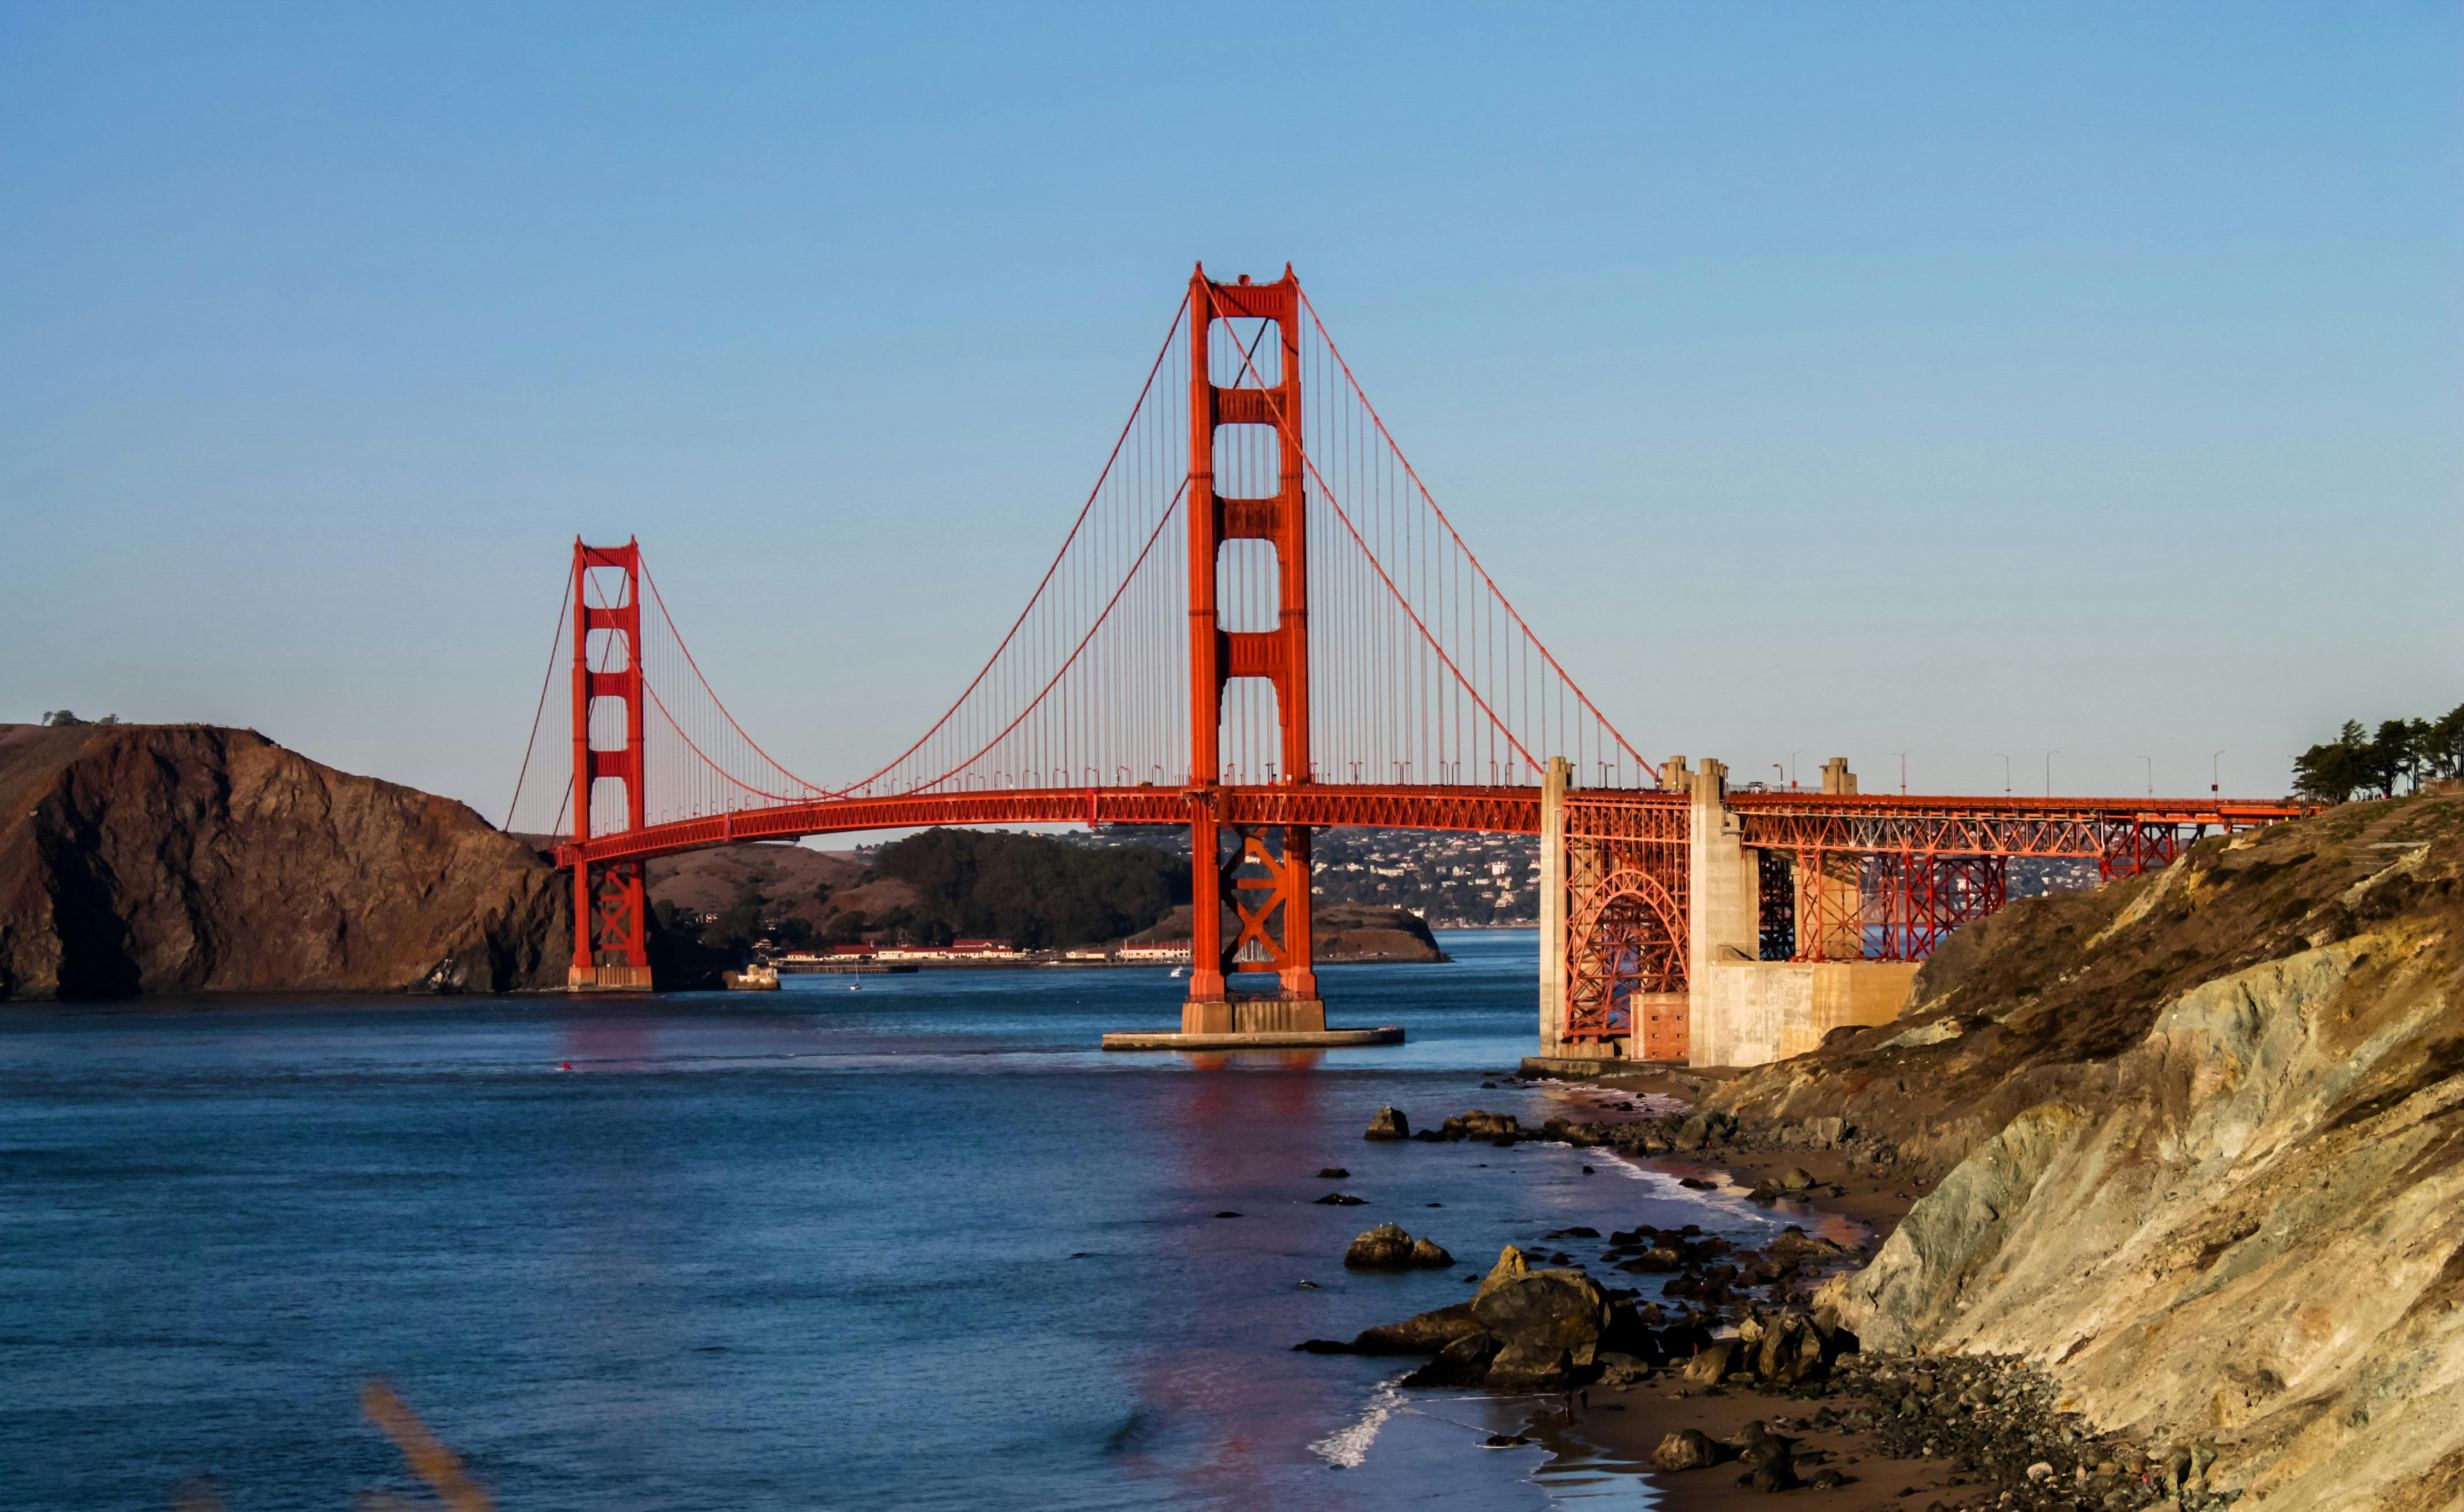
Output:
[1297, 284, 1653, 783]
[504, 558, 577, 830]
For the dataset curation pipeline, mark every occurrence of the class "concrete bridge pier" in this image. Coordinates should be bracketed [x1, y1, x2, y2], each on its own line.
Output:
[1533, 755, 1922, 1072]
[1535, 756, 1572, 1056]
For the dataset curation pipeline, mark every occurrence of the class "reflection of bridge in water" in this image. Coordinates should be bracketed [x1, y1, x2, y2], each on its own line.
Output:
[507, 267, 2307, 1067]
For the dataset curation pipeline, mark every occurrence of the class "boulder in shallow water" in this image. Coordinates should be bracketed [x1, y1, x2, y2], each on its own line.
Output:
[1349, 1300, 1483, 1355]
[1313, 1192, 1368, 1206]
[1402, 1330, 1501, 1387]
[1364, 1106, 1410, 1140]
[1408, 1237, 1453, 1268]
[1471, 1263, 1614, 1370]
[1485, 1341, 1575, 1390]
[1474, 1244, 1530, 1300]
[1456, 1109, 1520, 1140]
[1343, 1223, 1418, 1268]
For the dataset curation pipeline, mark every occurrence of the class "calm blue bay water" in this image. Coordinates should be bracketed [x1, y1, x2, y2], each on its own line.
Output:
[0, 931, 1798, 1511]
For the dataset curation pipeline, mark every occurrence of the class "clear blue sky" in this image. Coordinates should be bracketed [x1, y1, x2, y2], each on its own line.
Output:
[4, 2, 2457, 812]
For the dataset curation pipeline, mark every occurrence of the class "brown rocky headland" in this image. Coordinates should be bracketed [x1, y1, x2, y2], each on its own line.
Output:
[0, 722, 570, 1000]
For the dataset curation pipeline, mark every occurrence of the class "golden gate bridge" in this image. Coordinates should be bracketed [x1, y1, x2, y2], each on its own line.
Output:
[506, 266, 2305, 1063]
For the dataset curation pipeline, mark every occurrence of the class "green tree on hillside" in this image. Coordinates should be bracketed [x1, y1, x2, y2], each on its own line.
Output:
[870, 828, 1188, 948]
[2294, 706, 2464, 802]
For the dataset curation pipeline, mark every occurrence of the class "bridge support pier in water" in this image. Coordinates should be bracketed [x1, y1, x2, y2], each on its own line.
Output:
[1106, 267, 1395, 1051]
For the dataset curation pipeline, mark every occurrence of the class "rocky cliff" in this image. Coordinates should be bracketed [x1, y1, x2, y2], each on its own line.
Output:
[0, 723, 570, 1000]
[1712, 796, 2463, 1509]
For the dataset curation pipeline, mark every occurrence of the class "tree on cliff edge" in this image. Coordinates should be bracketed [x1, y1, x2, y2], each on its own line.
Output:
[2294, 706, 2464, 802]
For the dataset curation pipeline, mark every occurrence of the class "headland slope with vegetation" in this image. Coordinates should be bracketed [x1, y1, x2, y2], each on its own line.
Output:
[1588, 791, 2464, 1509]
[1286, 794, 2460, 1510]
[652, 827, 1445, 963]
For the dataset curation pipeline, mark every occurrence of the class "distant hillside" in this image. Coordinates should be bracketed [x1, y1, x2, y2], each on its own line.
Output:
[645, 842, 918, 956]
[1128, 901, 1445, 963]
[868, 828, 1186, 949]
[647, 844, 865, 918]
[649, 828, 1444, 961]
[649, 830, 1183, 953]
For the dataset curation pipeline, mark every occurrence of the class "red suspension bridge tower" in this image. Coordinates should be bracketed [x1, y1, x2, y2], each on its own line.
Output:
[1183, 268, 1322, 1033]
[568, 539, 651, 991]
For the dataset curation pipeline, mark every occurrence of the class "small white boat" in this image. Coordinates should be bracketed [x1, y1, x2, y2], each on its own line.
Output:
[1168, 966, 1186, 978]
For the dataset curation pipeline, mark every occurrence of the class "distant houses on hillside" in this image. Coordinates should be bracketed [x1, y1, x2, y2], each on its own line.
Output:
[871, 939, 1022, 963]
[779, 938, 1195, 969]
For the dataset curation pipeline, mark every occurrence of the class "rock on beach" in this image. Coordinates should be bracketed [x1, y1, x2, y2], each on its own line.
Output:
[1651, 1427, 1720, 1470]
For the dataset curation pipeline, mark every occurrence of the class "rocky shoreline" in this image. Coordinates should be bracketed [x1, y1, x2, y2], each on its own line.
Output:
[1301, 794, 2464, 1512]
[1298, 1095, 2255, 1511]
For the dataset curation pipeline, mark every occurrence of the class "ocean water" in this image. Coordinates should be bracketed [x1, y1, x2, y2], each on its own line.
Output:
[0, 931, 1804, 1511]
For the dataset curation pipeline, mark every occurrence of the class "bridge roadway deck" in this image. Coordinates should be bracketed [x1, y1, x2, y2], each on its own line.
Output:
[555, 785, 2309, 868]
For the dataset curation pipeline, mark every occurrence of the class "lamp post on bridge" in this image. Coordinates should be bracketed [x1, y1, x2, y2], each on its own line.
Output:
[1999, 755, 2011, 797]
[2045, 752, 2058, 799]
[1894, 752, 1909, 796]
[2213, 751, 2225, 801]
[1790, 752, 1804, 791]
[2140, 756, 2153, 798]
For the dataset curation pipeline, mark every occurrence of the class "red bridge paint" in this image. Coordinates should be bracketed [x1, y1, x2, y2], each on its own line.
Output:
[525, 268, 2310, 1034]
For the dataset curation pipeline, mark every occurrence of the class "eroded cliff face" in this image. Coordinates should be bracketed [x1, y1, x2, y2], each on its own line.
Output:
[0, 723, 570, 1000]
[1734, 797, 2463, 1510]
